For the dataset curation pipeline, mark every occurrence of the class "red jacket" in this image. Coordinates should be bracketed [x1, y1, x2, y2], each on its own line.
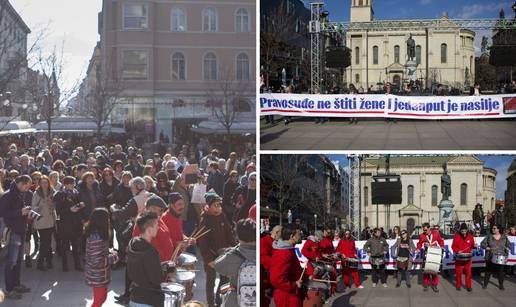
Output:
[451, 233, 475, 254]
[161, 210, 184, 246]
[260, 235, 273, 271]
[270, 244, 303, 307]
[133, 219, 175, 262]
[319, 237, 335, 255]
[336, 239, 357, 258]
[301, 238, 321, 277]
[417, 230, 444, 250]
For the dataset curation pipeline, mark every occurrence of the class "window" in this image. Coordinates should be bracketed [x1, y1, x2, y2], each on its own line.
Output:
[441, 43, 447, 63]
[122, 50, 148, 79]
[171, 8, 186, 32]
[172, 52, 186, 80]
[394, 45, 400, 63]
[235, 8, 249, 32]
[202, 8, 218, 32]
[203, 52, 217, 80]
[431, 185, 438, 206]
[364, 186, 368, 207]
[460, 183, 467, 206]
[416, 45, 421, 65]
[355, 47, 360, 65]
[355, 73, 360, 83]
[234, 98, 251, 112]
[372, 46, 378, 65]
[123, 4, 148, 30]
[236, 53, 249, 81]
[408, 185, 414, 205]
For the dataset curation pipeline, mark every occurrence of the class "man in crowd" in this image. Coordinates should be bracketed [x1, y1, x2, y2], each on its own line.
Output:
[451, 223, 476, 292]
[417, 222, 444, 292]
[260, 225, 282, 307]
[364, 228, 389, 288]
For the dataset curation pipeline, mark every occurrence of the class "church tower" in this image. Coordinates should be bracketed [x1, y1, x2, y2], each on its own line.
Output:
[350, 0, 374, 22]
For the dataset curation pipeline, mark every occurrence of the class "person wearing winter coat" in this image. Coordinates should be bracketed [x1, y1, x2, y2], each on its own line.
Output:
[85, 208, 119, 307]
[127, 211, 168, 307]
[481, 224, 511, 290]
[31, 176, 56, 271]
[416, 223, 444, 292]
[301, 231, 322, 278]
[215, 218, 256, 307]
[336, 230, 363, 289]
[197, 192, 236, 307]
[99, 168, 119, 210]
[270, 225, 303, 307]
[78, 172, 105, 220]
[222, 171, 240, 221]
[392, 229, 416, 288]
[364, 228, 389, 287]
[451, 223, 476, 291]
[232, 172, 256, 223]
[206, 161, 224, 196]
[260, 225, 282, 307]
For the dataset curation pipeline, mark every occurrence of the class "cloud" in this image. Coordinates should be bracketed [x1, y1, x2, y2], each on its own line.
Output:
[419, 0, 432, 5]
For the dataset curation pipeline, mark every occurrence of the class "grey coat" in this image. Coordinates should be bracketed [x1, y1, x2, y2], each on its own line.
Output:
[31, 191, 56, 230]
[480, 234, 510, 260]
[364, 236, 388, 257]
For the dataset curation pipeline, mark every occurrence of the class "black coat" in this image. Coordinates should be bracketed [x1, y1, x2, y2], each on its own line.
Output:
[113, 183, 132, 208]
[100, 177, 120, 208]
[54, 188, 86, 237]
[198, 213, 235, 264]
[127, 237, 165, 307]
[78, 180, 105, 219]
[0, 181, 32, 235]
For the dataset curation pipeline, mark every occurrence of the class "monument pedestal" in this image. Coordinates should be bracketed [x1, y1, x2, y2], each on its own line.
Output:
[438, 199, 454, 235]
[405, 60, 417, 83]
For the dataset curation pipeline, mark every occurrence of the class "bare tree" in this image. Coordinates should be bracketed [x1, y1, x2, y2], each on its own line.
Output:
[206, 67, 250, 154]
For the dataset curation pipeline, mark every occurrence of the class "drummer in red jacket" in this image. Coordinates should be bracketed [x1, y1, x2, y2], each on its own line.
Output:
[318, 226, 337, 293]
[161, 193, 195, 250]
[270, 225, 304, 307]
[301, 231, 323, 278]
[260, 225, 282, 307]
[451, 223, 476, 292]
[416, 222, 445, 292]
[336, 230, 363, 289]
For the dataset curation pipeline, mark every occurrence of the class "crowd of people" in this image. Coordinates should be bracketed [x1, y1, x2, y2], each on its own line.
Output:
[0, 139, 256, 307]
[260, 220, 515, 307]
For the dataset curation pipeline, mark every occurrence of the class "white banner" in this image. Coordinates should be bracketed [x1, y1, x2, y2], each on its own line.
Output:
[295, 236, 516, 270]
[260, 94, 516, 119]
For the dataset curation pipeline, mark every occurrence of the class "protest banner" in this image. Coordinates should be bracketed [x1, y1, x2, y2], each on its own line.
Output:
[260, 93, 516, 120]
[295, 236, 516, 270]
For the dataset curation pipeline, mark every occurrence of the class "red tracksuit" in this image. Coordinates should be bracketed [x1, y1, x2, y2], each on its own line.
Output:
[318, 236, 337, 293]
[451, 233, 475, 289]
[336, 238, 361, 287]
[417, 230, 444, 287]
[301, 239, 321, 278]
[260, 235, 274, 307]
[161, 210, 185, 247]
[270, 245, 303, 307]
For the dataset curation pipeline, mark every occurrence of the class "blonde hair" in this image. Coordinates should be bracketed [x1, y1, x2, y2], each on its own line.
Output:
[183, 301, 207, 307]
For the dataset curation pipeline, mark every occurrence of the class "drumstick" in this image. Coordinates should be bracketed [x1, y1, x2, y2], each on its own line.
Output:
[190, 225, 206, 239]
[312, 279, 338, 283]
[297, 266, 307, 283]
[193, 229, 211, 240]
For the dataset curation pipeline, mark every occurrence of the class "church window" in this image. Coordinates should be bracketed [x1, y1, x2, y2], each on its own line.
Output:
[416, 45, 421, 65]
[460, 183, 467, 205]
[373, 46, 378, 65]
[355, 47, 360, 64]
[394, 45, 400, 63]
[431, 185, 438, 206]
[441, 43, 447, 63]
[408, 185, 414, 205]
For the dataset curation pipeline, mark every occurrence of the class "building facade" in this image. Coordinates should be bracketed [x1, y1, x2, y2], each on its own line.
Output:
[98, 0, 255, 143]
[360, 155, 496, 234]
[345, 0, 475, 91]
[506, 159, 516, 216]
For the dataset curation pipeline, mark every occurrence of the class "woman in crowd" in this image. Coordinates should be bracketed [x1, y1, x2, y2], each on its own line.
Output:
[78, 171, 105, 219]
[481, 224, 511, 290]
[143, 176, 158, 194]
[222, 170, 240, 221]
[233, 172, 256, 222]
[31, 175, 56, 271]
[392, 229, 415, 288]
[99, 168, 119, 210]
[156, 171, 172, 201]
[85, 208, 119, 307]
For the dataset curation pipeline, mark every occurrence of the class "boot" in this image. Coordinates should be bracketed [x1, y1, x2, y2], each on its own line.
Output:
[36, 258, 46, 271]
[483, 273, 490, 289]
[46, 258, 53, 269]
[24, 255, 32, 268]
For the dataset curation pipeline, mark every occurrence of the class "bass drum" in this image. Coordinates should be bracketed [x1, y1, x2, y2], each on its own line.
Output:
[303, 281, 328, 307]
[423, 246, 442, 275]
[161, 282, 185, 307]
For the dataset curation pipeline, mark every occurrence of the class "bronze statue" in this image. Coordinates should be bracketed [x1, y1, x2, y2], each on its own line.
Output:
[441, 164, 451, 201]
[407, 34, 416, 61]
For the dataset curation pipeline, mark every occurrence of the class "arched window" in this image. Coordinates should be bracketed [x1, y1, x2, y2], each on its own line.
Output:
[491, 197, 494, 209]
[441, 43, 447, 63]
[364, 186, 369, 207]
[460, 183, 467, 205]
[416, 45, 421, 65]
[202, 8, 217, 32]
[372, 46, 378, 65]
[355, 73, 360, 83]
[171, 8, 186, 31]
[203, 52, 217, 80]
[236, 53, 249, 80]
[470, 56, 473, 72]
[171, 52, 186, 80]
[394, 45, 400, 63]
[235, 8, 249, 32]
[408, 185, 414, 205]
[431, 185, 438, 206]
[355, 47, 360, 65]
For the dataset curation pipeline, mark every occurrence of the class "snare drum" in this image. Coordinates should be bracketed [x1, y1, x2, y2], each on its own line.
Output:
[177, 252, 198, 270]
[346, 258, 359, 269]
[423, 246, 442, 275]
[303, 281, 328, 307]
[175, 270, 196, 301]
[456, 253, 472, 261]
[161, 282, 185, 307]
[491, 253, 508, 265]
[370, 256, 385, 268]
[396, 256, 409, 270]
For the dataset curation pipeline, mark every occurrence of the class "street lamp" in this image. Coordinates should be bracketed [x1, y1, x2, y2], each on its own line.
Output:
[314, 214, 318, 233]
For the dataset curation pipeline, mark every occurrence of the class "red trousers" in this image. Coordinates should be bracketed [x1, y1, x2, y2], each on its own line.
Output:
[92, 286, 108, 307]
[342, 267, 361, 287]
[273, 289, 302, 307]
[455, 260, 472, 289]
[422, 273, 439, 286]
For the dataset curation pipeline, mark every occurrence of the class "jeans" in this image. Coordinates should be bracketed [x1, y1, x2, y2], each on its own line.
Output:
[37, 228, 54, 264]
[5, 232, 24, 292]
[205, 264, 228, 307]
[396, 269, 411, 285]
[130, 302, 153, 307]
[371, 265, 386, 284]
[484, 261, 505, 286]
[60, 236, 81, 269]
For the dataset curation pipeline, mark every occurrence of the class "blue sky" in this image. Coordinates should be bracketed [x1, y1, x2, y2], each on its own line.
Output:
[328, 154, 515, 199]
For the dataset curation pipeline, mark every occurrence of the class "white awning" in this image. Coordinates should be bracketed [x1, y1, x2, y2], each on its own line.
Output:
[191, 119, 255, 135]
[34, 116, 125, 134]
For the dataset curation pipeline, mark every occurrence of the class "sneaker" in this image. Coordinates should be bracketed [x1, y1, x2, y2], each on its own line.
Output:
[372, 283, 377, 288]
[5, 290, 21, 300]
[407, 284, 411, 288]
[499, 285, 504, 290]
[14, 284, 31, 293]
[115, 295, 130, 304]
[382, 283, 388, 288]
[423, 286, 428, 292]
[432, 286, 439, 293]
[396, 283, 400, 288]
[456, 287, 461, 291]
[482, 284, 487, 289]
[357, 285, 364, 289]
[467, 288, 472, 292]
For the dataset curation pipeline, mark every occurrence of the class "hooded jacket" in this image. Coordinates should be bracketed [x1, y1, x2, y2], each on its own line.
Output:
[127, 236, 165, 307]
[198, 212, 235, 264]
[214, 242, 256, 307]
[270, 240, 303, 307]
[0, 181, 32, 235]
